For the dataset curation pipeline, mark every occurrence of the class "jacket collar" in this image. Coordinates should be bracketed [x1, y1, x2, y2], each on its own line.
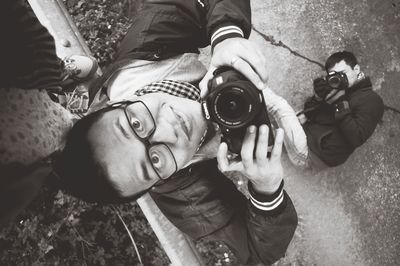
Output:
[347, 77, 372, 95]
[151, 159, 217, 194]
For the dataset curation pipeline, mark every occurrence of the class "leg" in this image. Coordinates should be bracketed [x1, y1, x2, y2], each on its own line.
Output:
[3, 0, 62, 91]
[0, 0, 74, 227]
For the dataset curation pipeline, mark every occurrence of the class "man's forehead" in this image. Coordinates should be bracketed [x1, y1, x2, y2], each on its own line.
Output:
[330, 60, 351, 72]
[89, 108, 145, 175]
[90, 107, 157, 187]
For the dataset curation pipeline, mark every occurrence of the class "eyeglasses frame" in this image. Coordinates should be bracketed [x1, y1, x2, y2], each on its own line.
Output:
[108, 100, 178, 181]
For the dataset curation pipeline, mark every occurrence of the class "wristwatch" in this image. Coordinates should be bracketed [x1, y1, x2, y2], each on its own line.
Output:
[334, 100, 351, 120]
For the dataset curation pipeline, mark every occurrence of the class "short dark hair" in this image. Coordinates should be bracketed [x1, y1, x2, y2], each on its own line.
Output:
[53, 107, 146, 204]
[325, 51, 358, 72]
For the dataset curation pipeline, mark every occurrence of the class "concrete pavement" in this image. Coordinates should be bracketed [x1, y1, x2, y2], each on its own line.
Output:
[250, 0, 400, 265]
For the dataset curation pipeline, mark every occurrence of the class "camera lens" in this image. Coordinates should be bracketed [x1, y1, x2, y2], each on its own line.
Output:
[202, 67, 273, 154]
[211, 85, 260, 128]
[328, 76, 341, 88]
[217, 89, 246, 120]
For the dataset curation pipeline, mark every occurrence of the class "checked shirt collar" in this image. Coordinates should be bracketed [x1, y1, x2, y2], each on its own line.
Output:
[134, 80, 201, 102]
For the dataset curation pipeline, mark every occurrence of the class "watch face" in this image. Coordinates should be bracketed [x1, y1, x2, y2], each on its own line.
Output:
[336, 101, 349, 112]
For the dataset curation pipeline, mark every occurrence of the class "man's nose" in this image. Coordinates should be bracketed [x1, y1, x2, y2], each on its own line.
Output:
[149, 119, 178, 144]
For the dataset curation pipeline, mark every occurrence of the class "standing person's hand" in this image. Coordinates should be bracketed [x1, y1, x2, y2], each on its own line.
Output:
[199, 38, 268, 98]
[324, 89, 346, 104]
[217, 126, 284, 195]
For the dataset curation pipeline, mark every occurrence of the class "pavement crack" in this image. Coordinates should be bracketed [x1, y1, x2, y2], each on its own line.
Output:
[252, 26, 325, 70]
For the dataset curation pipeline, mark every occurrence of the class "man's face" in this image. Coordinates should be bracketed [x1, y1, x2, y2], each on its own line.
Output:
[328, 60, 361, 88]
[88, 93, 207, 197]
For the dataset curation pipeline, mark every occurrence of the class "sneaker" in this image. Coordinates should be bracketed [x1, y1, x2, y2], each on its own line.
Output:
[57, 87, 89, 116]
[61, 55, 98, 85]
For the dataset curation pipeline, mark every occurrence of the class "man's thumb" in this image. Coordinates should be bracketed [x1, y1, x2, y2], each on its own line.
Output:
[199, 67, 215, 99]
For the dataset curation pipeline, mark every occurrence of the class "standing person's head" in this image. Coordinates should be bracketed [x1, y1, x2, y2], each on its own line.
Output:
[55, 92, 208, 203]
[324, 51, 364, 88]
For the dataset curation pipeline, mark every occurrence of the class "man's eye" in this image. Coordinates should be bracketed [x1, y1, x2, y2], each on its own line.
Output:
[150, 152, 163, 168]
[151, 153, 159, 164]
[132, 119, 145, 132]
[149, 145, 175, 179]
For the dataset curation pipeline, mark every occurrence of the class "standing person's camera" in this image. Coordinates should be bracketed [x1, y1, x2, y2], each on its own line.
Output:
[312, 72, 349, 102]
[326, 71, 349, 90]
[201, 66, 274, 154]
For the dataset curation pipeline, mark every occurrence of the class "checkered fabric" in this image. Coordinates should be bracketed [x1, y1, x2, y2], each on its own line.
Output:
[134, 80, 201, 102]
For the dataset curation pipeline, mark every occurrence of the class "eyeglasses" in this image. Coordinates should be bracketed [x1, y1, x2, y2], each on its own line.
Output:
[109, 100, 178, 181]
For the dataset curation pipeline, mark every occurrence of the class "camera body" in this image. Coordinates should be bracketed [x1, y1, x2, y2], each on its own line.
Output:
[326, 71, 349, 91]
[201, 66, 274, 154]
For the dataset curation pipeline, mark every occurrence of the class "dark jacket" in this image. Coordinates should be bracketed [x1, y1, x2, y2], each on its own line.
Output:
[114, 0, 252, 61]
[150, 159, 298, 265]
[303, 77, 384, 167]
[108, 1, 297, 264]
[89, 0, 252, 105]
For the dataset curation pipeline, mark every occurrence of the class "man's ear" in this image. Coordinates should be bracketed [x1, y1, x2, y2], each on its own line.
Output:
[353, 64, 361, 74]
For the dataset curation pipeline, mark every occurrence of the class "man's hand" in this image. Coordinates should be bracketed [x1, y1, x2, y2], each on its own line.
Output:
[324, 89, 346, 104]
[199, 38, 268, 98]
[217, 125, 284, 195]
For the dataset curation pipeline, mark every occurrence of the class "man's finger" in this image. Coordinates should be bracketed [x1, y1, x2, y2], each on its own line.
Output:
[255, 124, 269, 165]
[270, 128, 284, 162]
[327, 90, 345, 104]
[199, 67, 216, 98]
[241, 125, 256, 169]
[235, 46, 268, 85]
[325, 89, 338, 101]
[217, 142, 243, 172]
[226, 161, 244, 172]
[232, 57, 265, 90]
[217, 142, 229, 172]
[325, 89, 343, 104]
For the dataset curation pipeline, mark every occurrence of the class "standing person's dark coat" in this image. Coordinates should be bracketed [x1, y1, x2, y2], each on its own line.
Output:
[303, 77, 384, 167]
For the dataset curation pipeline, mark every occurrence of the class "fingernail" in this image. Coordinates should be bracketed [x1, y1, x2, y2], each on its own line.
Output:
[248, 126, 256, 133]
[260, 125, 267, 133]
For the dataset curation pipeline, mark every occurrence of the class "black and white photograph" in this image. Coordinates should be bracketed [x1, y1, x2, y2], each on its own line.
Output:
[1, 0, 399, 265]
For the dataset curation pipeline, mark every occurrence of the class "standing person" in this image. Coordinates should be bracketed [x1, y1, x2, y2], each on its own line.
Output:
[302, 51, 384, 168]
[0, 0, 97, 227]
[56, 0, 298, 265]
[237, 51, 384, 170]
[0, 0, 72, 227]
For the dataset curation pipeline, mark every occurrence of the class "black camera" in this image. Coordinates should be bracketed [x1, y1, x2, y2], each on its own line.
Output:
[201, 66, 274, 154]
[326, 71, 349, 90]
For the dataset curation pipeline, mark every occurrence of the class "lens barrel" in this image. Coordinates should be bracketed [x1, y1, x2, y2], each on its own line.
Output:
[326, 72, 349, 90]
[208, 81, 262, 129]
[202, 67, 273, 154]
